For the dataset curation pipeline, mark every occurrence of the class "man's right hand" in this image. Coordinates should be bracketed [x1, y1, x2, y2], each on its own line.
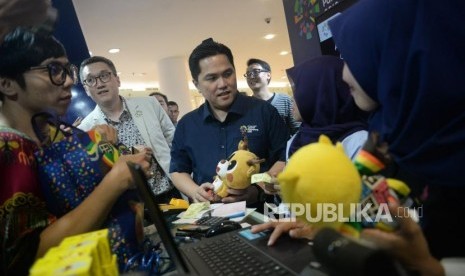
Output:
[192, 183, 215, 202]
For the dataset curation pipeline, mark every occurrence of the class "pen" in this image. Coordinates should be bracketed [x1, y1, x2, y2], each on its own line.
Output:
[226, 212, 246, 219]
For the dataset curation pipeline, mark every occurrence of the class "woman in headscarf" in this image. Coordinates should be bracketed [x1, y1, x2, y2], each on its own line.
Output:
[329, 0, 465, 270]
[260, 55, 369, 231]
[285, 55, 368, 160]
[263, 55, 368, 196]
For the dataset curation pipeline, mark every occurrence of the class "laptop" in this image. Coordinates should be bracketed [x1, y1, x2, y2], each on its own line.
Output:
[127, 162, 323, 276]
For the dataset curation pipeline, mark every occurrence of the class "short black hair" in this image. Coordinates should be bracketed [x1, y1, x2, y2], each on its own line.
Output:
[167, 101, 178, 107]
[246, 58, 271, 72]
[188, 38, 235, 82]
[0, 28, 67, 100]
[149, 92, 168, 105]
[79, 56, 117, 82]
[246, 58, 272, 84]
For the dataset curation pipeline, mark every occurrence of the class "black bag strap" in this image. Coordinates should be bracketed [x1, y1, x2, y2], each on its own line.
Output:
[31, 111, 84, 146]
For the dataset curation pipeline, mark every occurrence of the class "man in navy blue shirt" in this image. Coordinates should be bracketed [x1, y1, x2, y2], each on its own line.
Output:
[170, 38, 289, 205]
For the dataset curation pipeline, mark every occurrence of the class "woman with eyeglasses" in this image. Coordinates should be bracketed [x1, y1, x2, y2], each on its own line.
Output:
[0, 28, 150, 275]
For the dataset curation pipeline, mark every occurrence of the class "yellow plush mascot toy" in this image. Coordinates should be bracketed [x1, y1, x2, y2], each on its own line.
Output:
[212, 126, 265, 198]
[278, 134, 415, 236]
[278, 135, 361, 231]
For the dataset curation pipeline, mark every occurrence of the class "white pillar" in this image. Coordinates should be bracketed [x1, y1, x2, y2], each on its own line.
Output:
[157, 56, 194, 119]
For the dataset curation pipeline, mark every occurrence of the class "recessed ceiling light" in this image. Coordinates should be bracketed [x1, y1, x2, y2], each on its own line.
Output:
[280, 51, 289, 55]
[264, 34, 275, 40]
[108, 48, 120, 54]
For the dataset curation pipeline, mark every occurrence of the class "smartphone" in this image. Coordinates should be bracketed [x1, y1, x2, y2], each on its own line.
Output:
[177, 225, 210, 233]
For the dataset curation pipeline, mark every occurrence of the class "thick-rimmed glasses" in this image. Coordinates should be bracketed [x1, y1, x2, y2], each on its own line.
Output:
[82, 71, 113, 87]
[29, 62, 78, 86]
[243, 69, 269, 79]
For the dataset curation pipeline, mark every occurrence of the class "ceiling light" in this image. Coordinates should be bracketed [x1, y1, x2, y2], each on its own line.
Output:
[108, 48, 120, 54]
[279, 51, 289, 55]
[264, 34, 275, 40]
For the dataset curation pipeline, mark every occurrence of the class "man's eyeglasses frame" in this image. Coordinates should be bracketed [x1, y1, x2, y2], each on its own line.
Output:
[81, 71, 114, 87]
[243, 69, 269, 79]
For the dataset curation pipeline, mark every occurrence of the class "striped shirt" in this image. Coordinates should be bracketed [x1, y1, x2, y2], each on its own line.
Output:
[268, 93, 301, 136]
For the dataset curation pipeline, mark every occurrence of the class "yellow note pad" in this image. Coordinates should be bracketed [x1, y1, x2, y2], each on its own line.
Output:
[251, 173, 272, 183]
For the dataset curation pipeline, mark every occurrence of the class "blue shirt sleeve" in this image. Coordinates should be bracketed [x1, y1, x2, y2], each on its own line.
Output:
[169, 118, 192, 174]
[265, 103, 289, 164]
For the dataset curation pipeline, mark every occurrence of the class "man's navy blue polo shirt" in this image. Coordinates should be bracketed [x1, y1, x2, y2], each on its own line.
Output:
[170, 93, 289, 185]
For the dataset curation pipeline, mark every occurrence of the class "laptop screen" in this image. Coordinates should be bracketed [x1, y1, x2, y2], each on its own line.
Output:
[127, 162, 191, 275]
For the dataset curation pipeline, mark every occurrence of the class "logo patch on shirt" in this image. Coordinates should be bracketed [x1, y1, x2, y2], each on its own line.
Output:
[134, 110, 143, 117]
[241, 125, 259, 133]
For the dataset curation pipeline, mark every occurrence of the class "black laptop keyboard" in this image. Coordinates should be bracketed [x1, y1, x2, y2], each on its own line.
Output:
[195, 216, 228, 226]
[192, 234, 290, 276]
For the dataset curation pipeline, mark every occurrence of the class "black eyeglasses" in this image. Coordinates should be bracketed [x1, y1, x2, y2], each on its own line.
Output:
[82, 71, 113, 87]
[243, 69, 269, 78]
[29, 62, 78, 86]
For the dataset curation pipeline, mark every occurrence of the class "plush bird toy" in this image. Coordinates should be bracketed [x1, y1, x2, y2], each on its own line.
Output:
[212, 126, 265, 198]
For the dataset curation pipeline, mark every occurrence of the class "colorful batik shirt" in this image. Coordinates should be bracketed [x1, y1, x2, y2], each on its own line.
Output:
[0, 126, 56, 275]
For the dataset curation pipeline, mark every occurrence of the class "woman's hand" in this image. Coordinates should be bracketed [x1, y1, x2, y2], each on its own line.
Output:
[104, 152, 150, 192]
[361, 204, 444, 276]
[251, 219, 316, 246]
[263, 176, 281, 195]
[132, 145, 154, 160]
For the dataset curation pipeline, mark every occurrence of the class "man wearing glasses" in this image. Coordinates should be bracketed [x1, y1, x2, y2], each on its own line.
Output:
[245, 58, 300, 136]
[79, 56, 180, 201]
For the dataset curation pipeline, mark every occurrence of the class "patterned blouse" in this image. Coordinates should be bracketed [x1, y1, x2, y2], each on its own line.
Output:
[0, 126, 56, 275]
